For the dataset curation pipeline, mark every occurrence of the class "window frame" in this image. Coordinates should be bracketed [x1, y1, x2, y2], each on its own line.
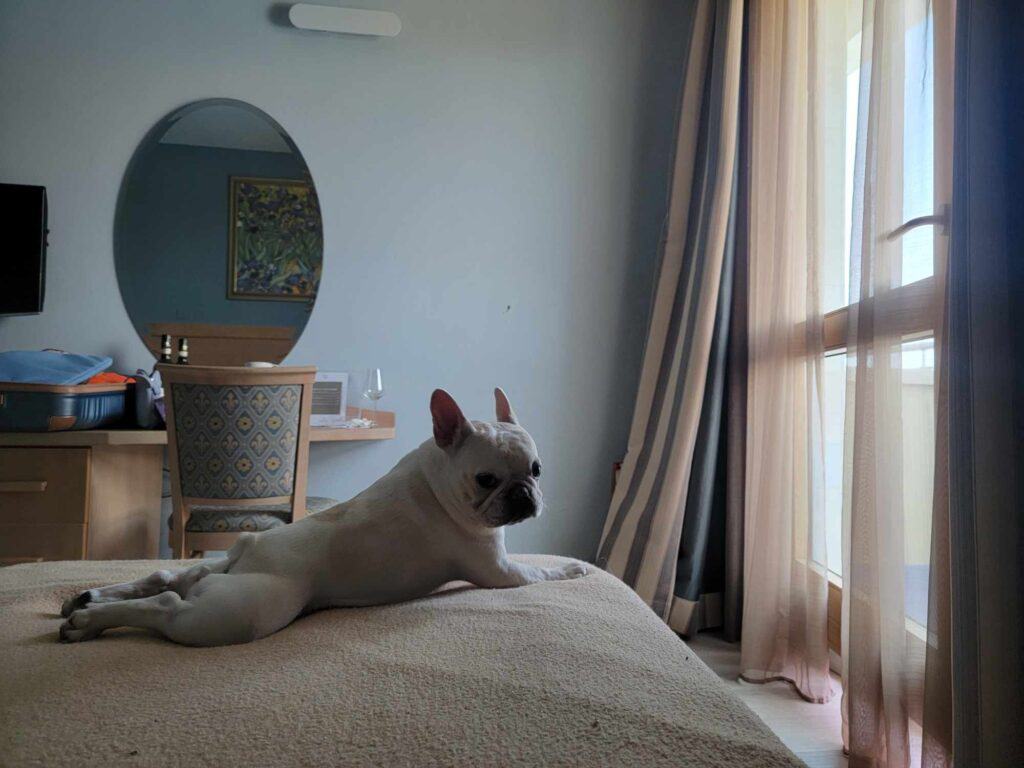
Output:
[813, 0, 953, 677]
[823, 271, 941, 658]
[822, 275, 938, 353]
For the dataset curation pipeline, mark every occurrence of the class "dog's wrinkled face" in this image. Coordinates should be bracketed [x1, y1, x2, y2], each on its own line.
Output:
[431, 388, 544, 528]
[459, 422, 543, 527]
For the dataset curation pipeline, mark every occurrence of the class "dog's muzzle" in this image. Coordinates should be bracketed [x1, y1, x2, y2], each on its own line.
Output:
[499, 482, 537, 526]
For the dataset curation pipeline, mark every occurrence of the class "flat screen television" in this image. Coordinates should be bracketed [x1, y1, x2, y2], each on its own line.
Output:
[1, 183, 48, 315]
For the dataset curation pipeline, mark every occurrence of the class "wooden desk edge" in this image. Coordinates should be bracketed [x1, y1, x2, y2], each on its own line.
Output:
[0, 430, 167, 447]
[0, 422, 397, 447]
[309, 426, 396, 442]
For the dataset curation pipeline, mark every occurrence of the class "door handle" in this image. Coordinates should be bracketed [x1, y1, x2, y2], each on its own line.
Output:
[886, 204, 950, 241]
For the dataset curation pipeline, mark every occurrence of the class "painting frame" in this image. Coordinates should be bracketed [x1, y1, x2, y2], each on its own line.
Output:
[227, 175, 323, 302]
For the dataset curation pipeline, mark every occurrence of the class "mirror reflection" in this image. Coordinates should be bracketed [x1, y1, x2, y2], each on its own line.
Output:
[115, 99, 323, 365]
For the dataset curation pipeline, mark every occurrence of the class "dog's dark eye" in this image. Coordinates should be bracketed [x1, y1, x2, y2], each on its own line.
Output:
[531, 461, 541, 478]
[475, 473, 499, 489]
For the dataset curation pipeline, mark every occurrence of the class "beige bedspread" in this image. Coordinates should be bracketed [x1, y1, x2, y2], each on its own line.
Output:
[1, 556, 803, 767]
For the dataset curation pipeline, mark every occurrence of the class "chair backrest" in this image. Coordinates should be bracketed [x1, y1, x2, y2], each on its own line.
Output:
[158, 365, 316, 526]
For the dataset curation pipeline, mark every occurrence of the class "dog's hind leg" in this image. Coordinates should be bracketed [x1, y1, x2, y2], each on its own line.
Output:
[59, 533, 256, 618]
[59, 559, 227, 618]
[60, 591, 186, 643]
[60, 572, 307, 647]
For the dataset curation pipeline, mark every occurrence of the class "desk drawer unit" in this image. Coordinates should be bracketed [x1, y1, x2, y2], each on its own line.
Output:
[0, 448, 90, 561]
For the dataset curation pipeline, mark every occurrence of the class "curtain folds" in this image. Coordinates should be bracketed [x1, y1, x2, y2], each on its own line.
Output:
[840, 1, 954, 765]
[595, 0, 743, 622]
[720, 19, 750, 642]
[667, 217, 734, 635]
[739, 0, 837, 705]
[920, 4, 955, 766]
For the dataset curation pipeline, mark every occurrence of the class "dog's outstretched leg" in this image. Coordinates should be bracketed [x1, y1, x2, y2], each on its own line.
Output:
[60, 560, 224, 618]
[59, 534, 255, 618]
[60, 591, 186, 643]
[60, 571, 306, 647]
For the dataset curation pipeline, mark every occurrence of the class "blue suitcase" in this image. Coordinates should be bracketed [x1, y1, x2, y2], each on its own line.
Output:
[0, 382, 131, 432]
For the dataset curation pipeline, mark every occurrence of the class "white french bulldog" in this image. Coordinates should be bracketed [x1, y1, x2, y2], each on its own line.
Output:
[59, 388, 587, 646]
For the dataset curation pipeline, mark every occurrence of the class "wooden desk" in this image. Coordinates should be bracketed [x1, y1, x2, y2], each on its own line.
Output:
[0, 408, 396, 448]
[311, 406, 396, 442]
[0, 408, 395, 564]
[0, 437, 164, 564]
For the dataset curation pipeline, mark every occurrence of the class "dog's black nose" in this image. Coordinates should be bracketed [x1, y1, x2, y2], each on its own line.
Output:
[509, 484, 531, 503]
[504, 483, 536, 524]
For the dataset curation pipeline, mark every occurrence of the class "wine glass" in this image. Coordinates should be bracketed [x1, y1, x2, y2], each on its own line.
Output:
[362, 368, 385, 426]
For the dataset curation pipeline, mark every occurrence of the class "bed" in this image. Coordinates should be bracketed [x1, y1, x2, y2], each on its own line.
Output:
[1, 556, 803, 767]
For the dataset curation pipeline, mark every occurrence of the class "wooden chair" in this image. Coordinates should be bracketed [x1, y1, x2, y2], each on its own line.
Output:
[159, 364, 337, 558]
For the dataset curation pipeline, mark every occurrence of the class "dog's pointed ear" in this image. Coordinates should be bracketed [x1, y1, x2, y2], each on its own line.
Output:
[431, 389, 473, 450]
[494, 387, 518, 425]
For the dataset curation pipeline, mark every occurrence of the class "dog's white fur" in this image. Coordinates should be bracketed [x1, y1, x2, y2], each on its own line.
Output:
[59, 388, 587, 646]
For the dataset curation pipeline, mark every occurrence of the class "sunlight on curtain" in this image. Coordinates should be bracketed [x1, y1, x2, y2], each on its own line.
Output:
[823, 2, 937, 584]
[739, 0, 843, 704]
[746, 0, 953, 763]
[836, 0, 953, 765]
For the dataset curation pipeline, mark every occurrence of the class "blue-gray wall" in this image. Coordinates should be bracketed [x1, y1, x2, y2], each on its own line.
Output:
[118, 143, 313, 337]
[0, 0, 692, 558]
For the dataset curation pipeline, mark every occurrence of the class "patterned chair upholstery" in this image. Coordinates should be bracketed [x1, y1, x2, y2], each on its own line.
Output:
[169, 496, 339, 533]
[161, 365, 335, 556]
[173, 383, 302, 499]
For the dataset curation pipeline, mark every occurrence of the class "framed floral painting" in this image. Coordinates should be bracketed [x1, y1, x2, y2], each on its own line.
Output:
[228, 176, 323, 301]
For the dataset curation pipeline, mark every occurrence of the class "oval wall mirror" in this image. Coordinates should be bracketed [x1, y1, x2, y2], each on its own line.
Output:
[115, 98, 323, 366]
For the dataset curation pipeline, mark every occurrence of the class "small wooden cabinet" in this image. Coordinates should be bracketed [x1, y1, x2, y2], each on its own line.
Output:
[0, 433, 164, 564]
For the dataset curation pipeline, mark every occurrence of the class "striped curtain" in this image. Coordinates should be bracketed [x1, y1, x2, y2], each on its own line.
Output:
[595, 0, 743, 621]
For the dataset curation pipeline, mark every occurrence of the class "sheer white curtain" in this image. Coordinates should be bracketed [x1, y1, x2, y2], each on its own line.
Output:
[740, 0, 841, 705]
[744, 0, 954, 763]
[841, 0, 953, 765]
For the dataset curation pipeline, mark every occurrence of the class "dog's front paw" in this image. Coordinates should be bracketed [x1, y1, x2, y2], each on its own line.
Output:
[559, 561, 588, 580]
[59, 609, 101, 643]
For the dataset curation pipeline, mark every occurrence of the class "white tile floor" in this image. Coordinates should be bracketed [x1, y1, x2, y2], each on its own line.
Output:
[687, 632, 847, 768]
